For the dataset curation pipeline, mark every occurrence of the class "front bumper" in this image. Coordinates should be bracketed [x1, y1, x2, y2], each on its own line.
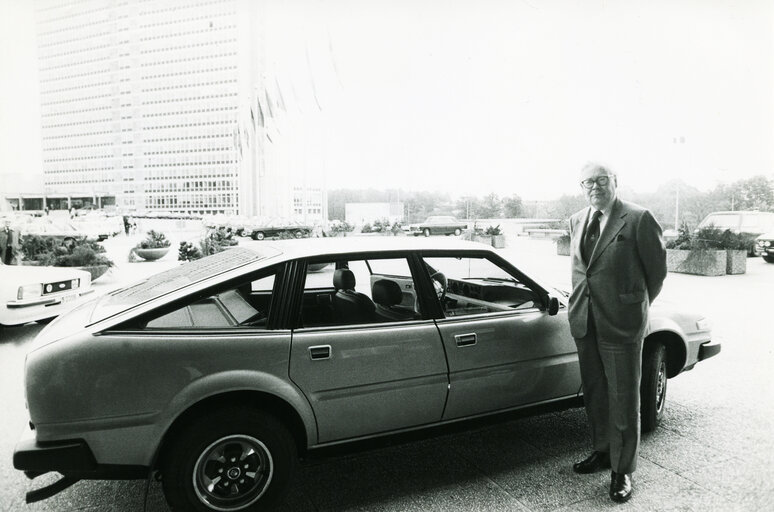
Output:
[698, 339, 721, 361]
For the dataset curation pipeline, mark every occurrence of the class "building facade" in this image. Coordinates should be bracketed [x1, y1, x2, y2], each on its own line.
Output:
[33, 0, 328, 221]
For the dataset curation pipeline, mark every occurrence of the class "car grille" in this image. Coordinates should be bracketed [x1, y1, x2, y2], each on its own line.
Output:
[42, 279, 75, 295]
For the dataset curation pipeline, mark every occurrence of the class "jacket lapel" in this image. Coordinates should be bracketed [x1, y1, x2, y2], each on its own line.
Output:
[588, 199, 626, 268]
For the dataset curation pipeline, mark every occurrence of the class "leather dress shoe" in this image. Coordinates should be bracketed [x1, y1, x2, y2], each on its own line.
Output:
[610, 472, 633, 503]
[572, 451, 610, 474]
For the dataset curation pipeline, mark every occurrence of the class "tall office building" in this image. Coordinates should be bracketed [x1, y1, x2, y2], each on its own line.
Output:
[34, 0, 329, 221]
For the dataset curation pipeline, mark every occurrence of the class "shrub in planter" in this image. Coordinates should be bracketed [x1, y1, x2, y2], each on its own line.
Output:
[200, 227, 239, 257]
[665, 225, 747, 276]
[485, 225, 506, 248]
[133, 230, 172, 261]
[178, 241, 202, 261]
[555, 233, 571, 256]
[327, 220, 354, 237]
[28, 238, 114, 281]
[719, 230, 748, 275]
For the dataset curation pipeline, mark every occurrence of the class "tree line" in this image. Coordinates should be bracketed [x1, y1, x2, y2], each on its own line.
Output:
[328, 175, 774, 230]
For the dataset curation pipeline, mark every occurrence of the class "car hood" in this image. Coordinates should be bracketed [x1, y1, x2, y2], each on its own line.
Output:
[756, 231, 774, 240]
[0, 264, 90, 282]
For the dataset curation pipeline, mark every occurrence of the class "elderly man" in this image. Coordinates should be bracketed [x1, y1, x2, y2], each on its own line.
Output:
[568, 163, 667, 503]
[0, 218, 21, 265]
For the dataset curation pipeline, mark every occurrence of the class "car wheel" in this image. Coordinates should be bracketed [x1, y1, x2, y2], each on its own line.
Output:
[454, 228, 462, 236]
[423, 228, 431, 237]
[252, 231, 265, 241]
[641, 342, 667, 433]
[763, 255, 774, 263]
[294, 230, 303, 239]
[161, 408, 295, 512]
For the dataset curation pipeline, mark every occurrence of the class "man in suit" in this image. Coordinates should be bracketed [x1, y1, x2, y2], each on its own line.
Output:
[568, 162, 667, 503]
[0, 218, 21, 265]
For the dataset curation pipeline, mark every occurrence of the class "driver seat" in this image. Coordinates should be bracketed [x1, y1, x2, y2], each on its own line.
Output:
[332, 269, 376, 324]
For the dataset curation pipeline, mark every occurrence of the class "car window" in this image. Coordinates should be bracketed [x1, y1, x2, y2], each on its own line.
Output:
[741, 213, 774, 231]
[300, 256, 420, 327]
[422, 256, 540, 318]
[141, 267, 279, 330]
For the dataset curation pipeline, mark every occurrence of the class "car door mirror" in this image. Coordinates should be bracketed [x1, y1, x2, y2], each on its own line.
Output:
[548, 297, 559, 316]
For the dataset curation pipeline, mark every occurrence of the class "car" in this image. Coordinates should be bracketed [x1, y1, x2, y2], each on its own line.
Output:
[755, 231, 774, 263]
[408, 215, 468, 236]
[17, 218, 93, 246]
[697, 211, 774, 255]
[0, 262, 93, 326]
[13, 238, 720, 511]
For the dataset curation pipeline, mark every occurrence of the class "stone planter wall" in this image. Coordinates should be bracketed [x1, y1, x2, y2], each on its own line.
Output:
[473, 235, 506, 248]
[666, 249, 726, 276]
[79, 264, 109, 282]
[726, 250, 747, 275]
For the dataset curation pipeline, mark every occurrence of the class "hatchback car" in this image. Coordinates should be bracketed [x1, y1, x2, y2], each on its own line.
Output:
[14, 238, 719, 511]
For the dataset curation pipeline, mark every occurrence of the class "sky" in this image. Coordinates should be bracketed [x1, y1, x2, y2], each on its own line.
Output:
[1, 0, 773, 201]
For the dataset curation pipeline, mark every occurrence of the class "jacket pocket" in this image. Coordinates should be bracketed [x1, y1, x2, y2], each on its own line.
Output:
[618, 289, 646, 304]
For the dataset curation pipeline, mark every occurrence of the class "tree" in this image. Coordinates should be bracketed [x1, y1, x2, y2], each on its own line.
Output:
[475, 193, 502, 219]
[502, 194, 523, 217]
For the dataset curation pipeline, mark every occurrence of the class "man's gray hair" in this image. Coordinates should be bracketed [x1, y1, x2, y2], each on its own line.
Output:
[581, 162, 616, 177]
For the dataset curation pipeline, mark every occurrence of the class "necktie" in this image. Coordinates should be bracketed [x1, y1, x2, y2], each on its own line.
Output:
[582, 210, 602, 263]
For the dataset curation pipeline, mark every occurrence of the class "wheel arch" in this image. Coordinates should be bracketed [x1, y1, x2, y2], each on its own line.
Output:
[155, 389, 311, 471]
[645, 330, 686, 379]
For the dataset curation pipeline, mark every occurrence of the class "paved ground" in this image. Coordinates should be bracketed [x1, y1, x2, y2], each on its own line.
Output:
[1, 234, 772, 511]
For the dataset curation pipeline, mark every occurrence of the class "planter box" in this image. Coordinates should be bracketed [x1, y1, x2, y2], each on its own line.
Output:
[134, 247, 170, 261]
[79, 264, 109, 282]
[666, 249, 726, 276]
[726, 250, 747, 275]
[473, 235, 506, 248]
[556, 237, 571, 256]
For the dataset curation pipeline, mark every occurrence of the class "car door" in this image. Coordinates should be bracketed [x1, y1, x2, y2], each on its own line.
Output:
[288, 255, 449, 443]
[421, 254, 580, 421]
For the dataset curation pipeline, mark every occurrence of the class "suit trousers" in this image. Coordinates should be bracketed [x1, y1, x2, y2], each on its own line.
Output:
[575, 305, 643, 474]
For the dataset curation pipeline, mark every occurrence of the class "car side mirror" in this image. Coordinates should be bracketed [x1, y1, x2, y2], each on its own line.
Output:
[548, 297, 559, 316]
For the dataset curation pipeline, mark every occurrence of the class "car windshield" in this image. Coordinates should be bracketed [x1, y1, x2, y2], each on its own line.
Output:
[90, 246, 280, 323]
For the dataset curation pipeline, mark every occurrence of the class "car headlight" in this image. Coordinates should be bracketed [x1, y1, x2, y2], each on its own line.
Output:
[72, 278, 80, 289]
[17, 284, 42, 300]
[695, 318, 711, 331]
[763, 241, 772, 247]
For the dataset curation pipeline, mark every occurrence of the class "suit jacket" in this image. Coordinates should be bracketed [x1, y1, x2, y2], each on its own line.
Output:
[0, 228, 20, 265]
[568, 198, 667, 343]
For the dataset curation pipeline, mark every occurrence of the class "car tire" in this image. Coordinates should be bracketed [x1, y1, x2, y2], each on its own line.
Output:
[641, 342, 667, 433]
[161, 408, 296, 512]
[763, 255, 774, 263]
[252, 231, 265, 241]
[294, 230, 303, 239]
[423, 228, 431, 237]
[454, 228, 462, 236]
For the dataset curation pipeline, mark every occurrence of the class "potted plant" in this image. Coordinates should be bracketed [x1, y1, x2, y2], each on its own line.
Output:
[133, 230, 171, 261]
[484, 225, 506, 248]
[27, 238, 114, 281]
[555, 233, 571, 256]
[720, 230, 749, 275]
[666, 225, 727, 276]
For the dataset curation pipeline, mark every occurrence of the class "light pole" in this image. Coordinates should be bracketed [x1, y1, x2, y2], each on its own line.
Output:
[672, 136, 687, 229]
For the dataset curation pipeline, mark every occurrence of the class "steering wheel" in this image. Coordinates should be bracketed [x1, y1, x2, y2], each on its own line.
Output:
[429, 271, 447, 306]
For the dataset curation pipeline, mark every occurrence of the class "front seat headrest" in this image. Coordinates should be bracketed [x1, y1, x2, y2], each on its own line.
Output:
[333, 268, 356, 290]
[372, 279, 402, 307]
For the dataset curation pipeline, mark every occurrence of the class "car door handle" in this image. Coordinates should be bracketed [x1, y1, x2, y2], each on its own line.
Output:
[309, 345, 331, 360]
[455, 333, 477, 347]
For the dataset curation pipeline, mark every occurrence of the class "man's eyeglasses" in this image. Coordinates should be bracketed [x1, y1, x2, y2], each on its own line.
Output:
[580, 176, 612, 189]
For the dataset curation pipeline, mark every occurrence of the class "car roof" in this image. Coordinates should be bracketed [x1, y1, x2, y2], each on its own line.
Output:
[245, 236, 493, 261]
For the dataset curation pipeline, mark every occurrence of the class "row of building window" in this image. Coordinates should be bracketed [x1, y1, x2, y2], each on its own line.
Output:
[44, 166, 113, 173]
[38, 30, 111, 50]
[143, 106, 237, 118]
[37, 2, 109, 26]
[145, 147, 232, 155]
[142, 65, 236, 80]
[144, 133, 230, 143]
[40, 65, 110, 83]
[44, 154, 113, 163]
[42, 129, 112, 140]
[145, 160, 236, 168]
[139, 0, 232, 18]
[141, 52, 237, 68]
[139, 24, 235, 43]
[44, 142, 113, 151]
[141, 79, 236, 94]
[139, 11, 234, 30]
[41, 80, 111, 96]
[143, 93, 238, 106]
[37, 13, 111, 38]
[144, 119, 236, 130]
[42, 92, 112, 106]
[42, 117, 112, 129]
[39, 53, 111, 72]
[41, 105, 111, 118]
[140, 38, 236, 55]
[39, 42, 110, 61]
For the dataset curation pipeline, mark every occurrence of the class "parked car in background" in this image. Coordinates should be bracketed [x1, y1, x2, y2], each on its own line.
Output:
[0, 262, 92, 326]
[697, 211, 774, 255]
[243, 217, 312, 240]
[755, 232, 774, 263]
[14, 238, 719, 511]
[17, 218, 93, 246]
[407, 215, 468, 236]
